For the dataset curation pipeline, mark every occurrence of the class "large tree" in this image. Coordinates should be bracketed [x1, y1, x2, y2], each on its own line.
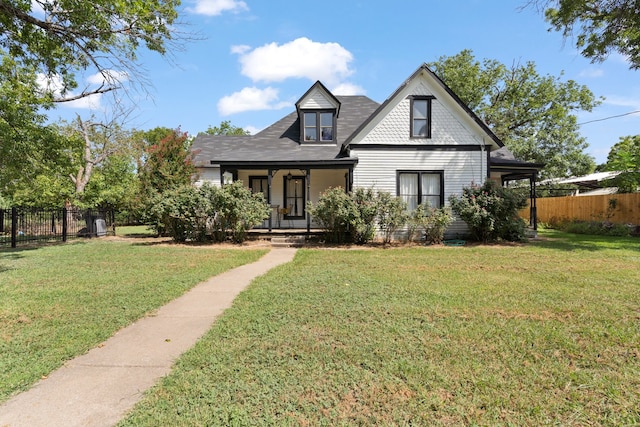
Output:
[528, 0, 640, 69]
[0, 0, 182, 102]
[0, 54, 58, 195]
[137, 128, 196, 199]
[601, 135, 640, 192]
[429, 49, 599, 179]
[8, 116, 139, 208]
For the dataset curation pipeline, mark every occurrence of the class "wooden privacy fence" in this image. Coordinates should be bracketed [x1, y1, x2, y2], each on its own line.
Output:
[519, 193, 640, 225]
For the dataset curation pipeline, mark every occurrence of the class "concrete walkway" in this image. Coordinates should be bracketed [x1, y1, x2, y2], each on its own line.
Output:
[0, 248, 297, 427]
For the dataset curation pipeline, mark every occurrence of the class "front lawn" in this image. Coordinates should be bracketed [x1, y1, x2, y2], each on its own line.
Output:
[0, 239, 267, 402]
[120, 231, 640, 426]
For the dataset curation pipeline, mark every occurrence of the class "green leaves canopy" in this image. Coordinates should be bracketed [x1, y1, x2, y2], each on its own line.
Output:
[429, 49, 599, 179]
[602, 135, 640, 193]
[541, 0, 640, 69]
[0, 0, 181, 99]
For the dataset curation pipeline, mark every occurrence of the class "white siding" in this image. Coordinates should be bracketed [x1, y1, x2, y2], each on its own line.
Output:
[195, 167, 221, 187]
[299, 88, 338, 110]
[347, 71, 498, 239]
[358, 81, 487, 147]
[351, 147, 488, 237]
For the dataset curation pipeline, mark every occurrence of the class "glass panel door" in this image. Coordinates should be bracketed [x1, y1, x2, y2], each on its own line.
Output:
[284, 176, 305, 218]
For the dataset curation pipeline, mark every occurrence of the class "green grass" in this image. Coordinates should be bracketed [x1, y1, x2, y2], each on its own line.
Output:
[115, 225, 156, 237]
[120, 231, 640, 426]
[0, 240, 267, 402]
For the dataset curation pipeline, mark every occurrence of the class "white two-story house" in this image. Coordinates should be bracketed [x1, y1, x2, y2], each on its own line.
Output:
[192, 63, 541, 236]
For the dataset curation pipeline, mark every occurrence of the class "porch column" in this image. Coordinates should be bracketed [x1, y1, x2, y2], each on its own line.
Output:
[268, 169, 273, 232]
[306, 168, 311, 234]
[530, 172, 538, 231]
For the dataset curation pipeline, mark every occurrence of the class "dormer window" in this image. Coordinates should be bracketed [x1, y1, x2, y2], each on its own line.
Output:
[296, 81, 341, 144]
[303, 110, 335, 142]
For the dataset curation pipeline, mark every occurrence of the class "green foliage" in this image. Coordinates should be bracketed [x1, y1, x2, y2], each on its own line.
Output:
[138, 128, 196, 199]
[207, 181, 270, 243]
[429, 50, 599, 179]
[308, 187, 411, 244]
[351, 187, 379, 244]
[81, 154, 139, 210]
[602, 135, 640, 193]
[449, 180, 528, 243]
[145, 185, 208, 242]
[376, 191, 408, 244]
[204, 120, 250, 136]
[542, 0, 640, 69]
[0, 54, 60, 195]
[409, 202, 454, 244]
[307, 187, 359, 243]
[0, 0, 181, 100]
[550, 219, 632, 237]
[144, 182, 269, 243]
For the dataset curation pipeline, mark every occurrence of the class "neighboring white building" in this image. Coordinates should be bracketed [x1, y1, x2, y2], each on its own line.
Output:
[191, 64, 542, 236]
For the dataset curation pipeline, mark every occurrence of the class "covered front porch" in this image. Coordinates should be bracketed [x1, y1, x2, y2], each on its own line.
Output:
[216, 160, 357, 233]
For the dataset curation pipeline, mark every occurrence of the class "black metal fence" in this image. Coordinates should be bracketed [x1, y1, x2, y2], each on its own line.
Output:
[0, 208, 115, 248]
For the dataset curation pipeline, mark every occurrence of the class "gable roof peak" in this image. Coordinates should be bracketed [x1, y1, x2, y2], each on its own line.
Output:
[296, 80, 341, 115]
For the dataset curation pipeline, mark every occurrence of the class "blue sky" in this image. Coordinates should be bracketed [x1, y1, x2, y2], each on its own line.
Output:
[49, 0, 639, 166]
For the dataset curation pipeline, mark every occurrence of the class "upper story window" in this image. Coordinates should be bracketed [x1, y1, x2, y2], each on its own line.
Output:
[303, 111, 335, 142]
[410, 96, 434, 139]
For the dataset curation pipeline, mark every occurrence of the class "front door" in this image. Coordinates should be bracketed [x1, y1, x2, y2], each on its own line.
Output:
[284, 176, 305, 219]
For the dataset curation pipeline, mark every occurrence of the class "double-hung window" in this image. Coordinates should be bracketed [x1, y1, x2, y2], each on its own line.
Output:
[303, 111, 335, 142]
[398, 171, 443, 210]
[410, 96, 434, 138]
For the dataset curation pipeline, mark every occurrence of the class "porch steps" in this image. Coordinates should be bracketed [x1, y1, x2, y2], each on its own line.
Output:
[271, 235, 306, 248]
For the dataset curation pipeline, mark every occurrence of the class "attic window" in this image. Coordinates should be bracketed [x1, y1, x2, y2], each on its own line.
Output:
[410, 96, 434, 139]
[303, 111, 335, 142]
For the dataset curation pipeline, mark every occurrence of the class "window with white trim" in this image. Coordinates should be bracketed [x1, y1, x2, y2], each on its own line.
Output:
[398, 171, 443, 210]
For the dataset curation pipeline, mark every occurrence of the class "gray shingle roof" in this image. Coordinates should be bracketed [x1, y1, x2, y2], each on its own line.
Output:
[192, 95, 380, 167]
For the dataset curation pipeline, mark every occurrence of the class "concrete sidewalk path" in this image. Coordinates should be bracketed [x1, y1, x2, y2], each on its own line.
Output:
[0, 248, 297, 427]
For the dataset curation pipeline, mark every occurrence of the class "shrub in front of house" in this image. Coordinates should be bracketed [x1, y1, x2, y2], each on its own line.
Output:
[375, 191, 408, 244]
[308, 187, 409, 244]
[351, 187, 379, 244]
[211, 181, 270, 243]
[307, 187, 359, 243]
[145, 182, 269, 243]
[409, 202, 454, 244]
[449, 181, 528, 243]
[145, 186, 210, 242]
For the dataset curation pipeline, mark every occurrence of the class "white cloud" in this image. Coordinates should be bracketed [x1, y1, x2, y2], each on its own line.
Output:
[578, 68, 604, 78]
[63, 94, 103, 110]
[331, 82, 366, 96]
[234, 37, 354, 86]
[244, 125, 262, 135]
[230, 44, 251, 55]
[36, 71, 127, 110]
[217, 86, 291, 115]
[35, 73, 65, 96]
[188, 0, 248, 16]
[86, 70, 129, 86]
[603, 95, 640, 110]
